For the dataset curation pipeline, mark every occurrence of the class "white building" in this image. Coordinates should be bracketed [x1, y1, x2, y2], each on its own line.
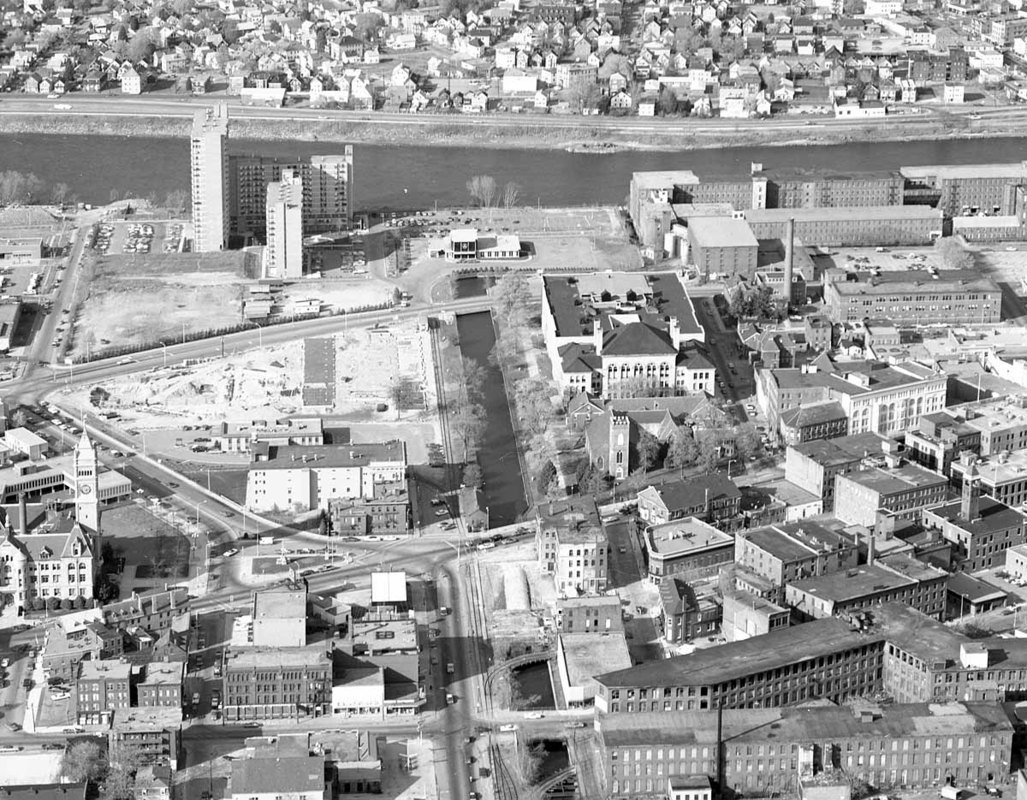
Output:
[244, 442, 407, 513]
[190, 104, 230, 253]
[263, 169, 304, 279]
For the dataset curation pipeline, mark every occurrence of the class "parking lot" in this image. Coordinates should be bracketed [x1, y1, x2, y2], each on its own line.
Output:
[88, 220, 183, 257]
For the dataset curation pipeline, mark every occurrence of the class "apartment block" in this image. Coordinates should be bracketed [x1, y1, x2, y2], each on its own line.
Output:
[190, 104, 230, 253]
[137, 662, 184, 709]
[557, 595, 624, 633]
[75, 659, 131, 725]
[229, 150, 354, 237]
[109, 707, 183, 771]
[536, 495, 608, 595]
[263, 169, 304, 280]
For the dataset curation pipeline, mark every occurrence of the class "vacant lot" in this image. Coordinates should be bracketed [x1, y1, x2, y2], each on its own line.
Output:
[72, 247, 253, 357]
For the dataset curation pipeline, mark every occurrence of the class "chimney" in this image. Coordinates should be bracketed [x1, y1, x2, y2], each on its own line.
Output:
[716, 703, 725, 798]
[866, 531, 875, 566]
[961, 463, 981, 523]
[18, 494, 27, 537]
[593, 318, 603, 355]
[782, 218, 795, 306]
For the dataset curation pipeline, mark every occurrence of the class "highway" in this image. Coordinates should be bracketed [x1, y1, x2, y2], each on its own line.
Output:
[6, 92, 1027, 139]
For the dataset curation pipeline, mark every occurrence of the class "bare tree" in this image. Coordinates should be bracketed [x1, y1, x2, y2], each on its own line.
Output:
[466, 174, 498, 208]
[50, 182, 71, 207]
[502, 181, 521, 209]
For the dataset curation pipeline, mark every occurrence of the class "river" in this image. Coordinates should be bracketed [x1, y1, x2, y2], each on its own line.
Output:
[3, 132, 1027, 210]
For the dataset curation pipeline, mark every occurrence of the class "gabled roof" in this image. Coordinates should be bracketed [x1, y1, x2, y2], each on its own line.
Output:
[601, 321, 676, 357]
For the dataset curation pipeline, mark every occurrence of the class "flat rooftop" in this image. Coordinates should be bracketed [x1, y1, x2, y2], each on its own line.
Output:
[225, 644, 330, 670]
[140, 661, 184, 685]
[688, 216, 758, 249]
[838, 463, 947, 496]
[255, 588, 306, 620]
[742, 521, 853, 562]
[542, 272, 701, 339]
[952, 451, 1027, 488]
[111, 706, 183, 731]
[788, 558, 943, 604]
[648, 518, 733, 557]
[597, 702, 1011, 747]
[745, 205, 943, 223]
[77, 660, 130, 682]
[352, 618, 417, 652]
[252, 441, 406, 470]
[830, 269, 1000, 296]
[597, 602, 962, 688]
[632, 170, 700, 190]
[789, 432, 892, 467]
[925, 495, 1026, 534]
[900, 162, 1027, 181]
[561, 632, 631, 688]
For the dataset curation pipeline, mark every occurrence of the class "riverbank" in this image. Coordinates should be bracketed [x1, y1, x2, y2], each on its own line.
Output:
[0, 109, 1015, 152]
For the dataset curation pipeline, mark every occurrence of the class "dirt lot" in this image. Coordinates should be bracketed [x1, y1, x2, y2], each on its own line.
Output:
[71, 246, 253, 358]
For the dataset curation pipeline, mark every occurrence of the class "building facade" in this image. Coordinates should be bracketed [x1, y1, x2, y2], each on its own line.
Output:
[598, 703, 1012, 800]
[263, 170, 304, 280]
[229, 150, 354, 237]
[222, 646, 331, 721]
[190, 104, 230, 253]
[824, 269, 1002, 325]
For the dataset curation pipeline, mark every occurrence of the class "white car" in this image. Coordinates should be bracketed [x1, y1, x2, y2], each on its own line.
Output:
[224, 548, 239, 558]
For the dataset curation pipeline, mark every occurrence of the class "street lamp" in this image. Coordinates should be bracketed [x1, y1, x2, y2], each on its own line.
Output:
[727, 458, 737, 478]
[160, 342, 168, 369]
[251, 321, 263, 348]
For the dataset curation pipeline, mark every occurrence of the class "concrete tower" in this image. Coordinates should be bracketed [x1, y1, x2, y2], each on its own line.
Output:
[190, 104, 230, 253]
[74, 430, 100, 534]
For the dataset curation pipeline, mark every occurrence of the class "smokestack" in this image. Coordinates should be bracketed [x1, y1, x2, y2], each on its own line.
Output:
[18, 494, 27, 537]
[866, 531, 875, 566]
[783, 218, 795, 306]
[716, 703, 725, 798]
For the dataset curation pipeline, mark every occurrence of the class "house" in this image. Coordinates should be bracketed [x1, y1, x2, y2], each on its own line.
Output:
[637, 475, 742, 526]
[82, 69, 104, 92]
[121, 65, 142, 94]
[609, 89, 633, 110]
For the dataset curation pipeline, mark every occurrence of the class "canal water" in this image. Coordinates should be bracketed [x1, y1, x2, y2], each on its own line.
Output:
[510, 661, 556, 710]
[3, 132, 1027, 210]
[454, 311, 528, 528]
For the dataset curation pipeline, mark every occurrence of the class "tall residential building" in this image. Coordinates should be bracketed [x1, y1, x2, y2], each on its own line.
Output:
[229, 150, 354, 237]
[190, 104, 230, 253]
[264, 170, 304, 279]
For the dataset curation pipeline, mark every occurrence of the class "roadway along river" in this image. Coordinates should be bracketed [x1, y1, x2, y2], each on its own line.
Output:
[2, 132, 1027, 210]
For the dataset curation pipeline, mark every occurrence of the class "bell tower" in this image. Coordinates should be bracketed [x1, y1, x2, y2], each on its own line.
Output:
[74, 431, 100, 534]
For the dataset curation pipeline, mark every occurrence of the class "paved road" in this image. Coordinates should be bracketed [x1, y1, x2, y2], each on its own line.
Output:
[7, 93, 1027, 138]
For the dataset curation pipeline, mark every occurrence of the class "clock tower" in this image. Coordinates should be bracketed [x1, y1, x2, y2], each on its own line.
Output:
[74, 431, 99, 533]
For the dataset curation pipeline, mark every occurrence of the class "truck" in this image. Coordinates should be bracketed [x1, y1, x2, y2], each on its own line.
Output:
[941, 788, 966, 800]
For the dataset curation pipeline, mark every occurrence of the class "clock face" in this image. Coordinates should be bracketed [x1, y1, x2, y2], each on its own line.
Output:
[78, 483, 92, 495]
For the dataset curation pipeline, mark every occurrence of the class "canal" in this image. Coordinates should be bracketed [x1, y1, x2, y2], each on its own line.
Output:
[454, 311, 528, 528]
[510, 661, 556, 710]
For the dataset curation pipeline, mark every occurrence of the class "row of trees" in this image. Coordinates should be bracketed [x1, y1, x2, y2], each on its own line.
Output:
[466, 175, 522, 210]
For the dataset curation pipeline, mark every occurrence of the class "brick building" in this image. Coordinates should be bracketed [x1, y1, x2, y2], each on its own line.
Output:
[222, 645, 331, 722]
